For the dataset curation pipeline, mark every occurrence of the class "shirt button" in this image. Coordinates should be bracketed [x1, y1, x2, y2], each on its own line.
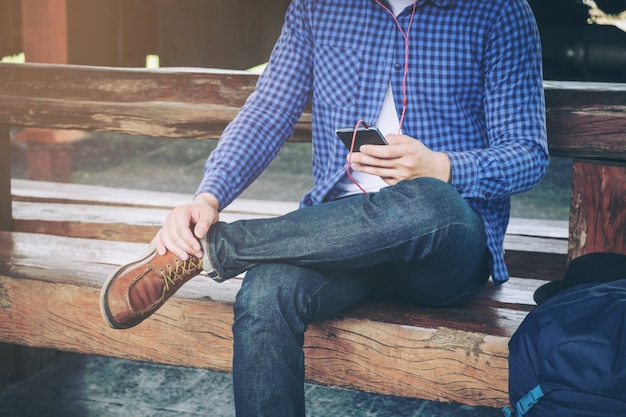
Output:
[394, 63, 402, 70]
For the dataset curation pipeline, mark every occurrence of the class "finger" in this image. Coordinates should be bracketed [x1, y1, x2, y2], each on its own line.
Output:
[359, 143, 396, 159]
[191, 211, 218, 259]
[353, 151, 399, 170]
[352, 162, 400, 182]
[153, 229, 167, 256]
[351, 160, 383, 175]
[174, 213, 202, 256]
[161, 211, 198, 260]
[160, 224, 192, 261]
[360, 135, 414, 158]
[193, 208, 217, 240]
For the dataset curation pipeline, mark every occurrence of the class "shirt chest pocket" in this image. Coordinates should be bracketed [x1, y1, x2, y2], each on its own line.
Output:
[313, 45, 360, 108]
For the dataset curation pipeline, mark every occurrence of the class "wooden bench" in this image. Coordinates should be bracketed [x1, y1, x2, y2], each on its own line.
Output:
[0, 62, 624, 408]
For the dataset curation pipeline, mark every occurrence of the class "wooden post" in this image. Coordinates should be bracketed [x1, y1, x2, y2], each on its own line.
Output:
[4, 0, 72, 378]
[569, 159, 626, 260]
[17, 0, 81, 181]
[20, 0, 68, 64]
[0, 125, 11, 231]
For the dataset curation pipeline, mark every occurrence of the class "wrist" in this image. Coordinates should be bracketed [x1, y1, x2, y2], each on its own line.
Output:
[194, 192, 220, 212]
[436, 152, 452, 183]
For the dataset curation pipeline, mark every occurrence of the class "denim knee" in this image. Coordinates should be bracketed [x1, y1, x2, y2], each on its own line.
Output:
[233, 264, 311, 343]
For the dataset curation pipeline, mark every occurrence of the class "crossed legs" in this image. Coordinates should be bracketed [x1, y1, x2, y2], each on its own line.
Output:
[100, 177, 490, 416]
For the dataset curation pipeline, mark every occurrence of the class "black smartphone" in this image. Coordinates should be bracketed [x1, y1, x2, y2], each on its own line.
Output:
[336, 126, 388, 152]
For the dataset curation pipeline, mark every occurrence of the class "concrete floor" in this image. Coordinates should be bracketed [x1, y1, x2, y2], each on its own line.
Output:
[0, 353, 504, 417]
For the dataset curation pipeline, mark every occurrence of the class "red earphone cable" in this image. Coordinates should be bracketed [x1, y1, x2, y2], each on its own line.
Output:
[347, 1, 417, 193]
[346, 119, 370, 194]
[374, 0, 416, 133]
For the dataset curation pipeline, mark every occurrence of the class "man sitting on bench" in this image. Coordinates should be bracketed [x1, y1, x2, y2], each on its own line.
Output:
[100, 1, 548, 416]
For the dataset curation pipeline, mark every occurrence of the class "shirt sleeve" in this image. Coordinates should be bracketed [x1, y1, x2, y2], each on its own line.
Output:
[446, 0, 549, 200]
[195, 0, 313, 211]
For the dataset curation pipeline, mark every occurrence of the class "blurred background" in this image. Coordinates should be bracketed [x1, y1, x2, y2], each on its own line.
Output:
[2, 0, 626, 79]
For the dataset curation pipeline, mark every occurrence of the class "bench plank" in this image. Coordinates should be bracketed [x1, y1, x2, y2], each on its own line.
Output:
[12, 199, 568, 278]
[0, 231, 544, 407]
[12, 179, 567, 239]
[11, 180, 568, 279]
[11, 201, 291, 243]
[2, 63, 626, 161]
[1, 95, 241, 139]
[0, 63, 312, 141]
[0, 64, 257, 105]
[11, 179, 299, 215]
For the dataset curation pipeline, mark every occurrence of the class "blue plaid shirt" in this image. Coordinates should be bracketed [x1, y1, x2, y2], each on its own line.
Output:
[197, 0, 549, 284]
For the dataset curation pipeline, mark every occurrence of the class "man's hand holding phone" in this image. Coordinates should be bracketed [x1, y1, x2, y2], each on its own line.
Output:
[346, 133, 451, 185]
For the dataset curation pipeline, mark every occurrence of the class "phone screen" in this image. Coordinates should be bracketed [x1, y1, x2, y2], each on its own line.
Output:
[336, 126, 388, 151]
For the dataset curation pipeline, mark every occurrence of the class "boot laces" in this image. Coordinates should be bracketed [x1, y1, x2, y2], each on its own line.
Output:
[159, 257, 203, 293]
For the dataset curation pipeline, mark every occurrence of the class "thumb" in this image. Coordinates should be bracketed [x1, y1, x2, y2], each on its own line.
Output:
[193, 209, 216, 239]
[191, 192, 220, 240]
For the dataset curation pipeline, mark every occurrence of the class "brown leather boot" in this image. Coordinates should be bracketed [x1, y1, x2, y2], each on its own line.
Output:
[100, 244, 218, 329]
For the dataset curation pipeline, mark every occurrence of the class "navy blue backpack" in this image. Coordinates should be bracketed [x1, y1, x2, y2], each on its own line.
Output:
[505, 253, 626, 417]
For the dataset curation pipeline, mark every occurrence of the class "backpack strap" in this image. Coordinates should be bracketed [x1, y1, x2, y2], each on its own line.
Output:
[503, 385, 545, 417]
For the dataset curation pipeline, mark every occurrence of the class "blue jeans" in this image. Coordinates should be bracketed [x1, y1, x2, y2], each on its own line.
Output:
[206, 177, 490, 417]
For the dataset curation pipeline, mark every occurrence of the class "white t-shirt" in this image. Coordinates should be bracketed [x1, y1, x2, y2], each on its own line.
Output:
[332, 0, 415, 198]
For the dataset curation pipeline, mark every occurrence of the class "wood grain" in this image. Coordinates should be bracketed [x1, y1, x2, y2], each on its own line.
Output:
[544, 80, 626, 161]
[1, 64, 626, 159]
[569, 160, 626, 259]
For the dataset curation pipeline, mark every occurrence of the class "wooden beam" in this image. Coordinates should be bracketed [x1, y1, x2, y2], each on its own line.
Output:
[0, 64, 257, 105]
[0, 267, 513, 405]
[544, 81, 626, 161]
[0, 95, 243, 139]
[2, 64, 626, 158]
[0, 125, 11, 231]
